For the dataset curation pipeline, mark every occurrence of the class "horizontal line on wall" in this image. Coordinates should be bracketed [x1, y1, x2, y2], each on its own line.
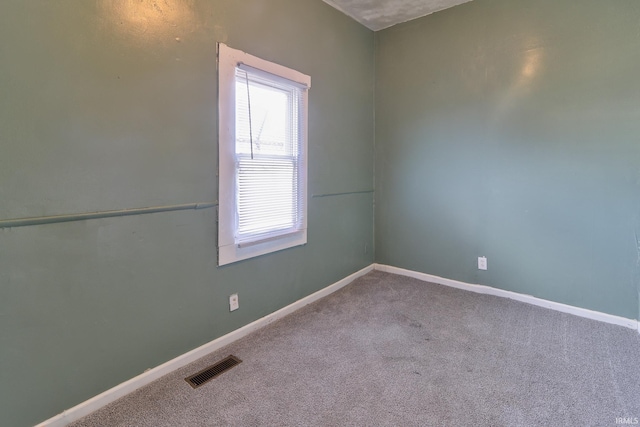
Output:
[311, 190, 374, 198]
[0, 202, 217, 229]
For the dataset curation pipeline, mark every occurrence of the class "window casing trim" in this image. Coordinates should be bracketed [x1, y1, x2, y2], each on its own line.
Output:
[217, 43, 310, 266]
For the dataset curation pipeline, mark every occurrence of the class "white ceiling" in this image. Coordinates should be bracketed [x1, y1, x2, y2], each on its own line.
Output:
[323, 0, 474, 31]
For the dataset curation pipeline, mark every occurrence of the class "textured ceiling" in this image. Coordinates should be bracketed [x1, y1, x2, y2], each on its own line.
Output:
[323, 0, 474, 31]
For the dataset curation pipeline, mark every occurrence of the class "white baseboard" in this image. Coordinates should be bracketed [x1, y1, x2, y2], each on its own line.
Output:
[37, 264, 375, 427]
[374, 264, 639, 332]
[35, 262, 640, 426]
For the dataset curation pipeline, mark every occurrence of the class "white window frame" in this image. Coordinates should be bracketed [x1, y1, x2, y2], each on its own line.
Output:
[217, 43, 310, 266]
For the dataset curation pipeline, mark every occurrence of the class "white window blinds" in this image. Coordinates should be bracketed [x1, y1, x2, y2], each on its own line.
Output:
[234, 66, 306, 247]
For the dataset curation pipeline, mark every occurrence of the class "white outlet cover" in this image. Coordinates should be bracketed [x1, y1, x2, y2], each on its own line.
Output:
[478, 256, 487, 271]
[229, 294, 239, 311]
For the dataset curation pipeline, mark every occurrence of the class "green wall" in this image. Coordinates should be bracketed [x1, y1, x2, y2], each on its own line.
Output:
[375, 0, 640, 319]
[5, 0, 640, 424]
[0, 1, 373, 425]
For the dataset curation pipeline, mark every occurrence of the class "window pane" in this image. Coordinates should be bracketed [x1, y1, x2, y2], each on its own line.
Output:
[235, 75, 297, 157]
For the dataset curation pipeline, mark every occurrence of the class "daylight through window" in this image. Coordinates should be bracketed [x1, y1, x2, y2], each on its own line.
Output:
[218, 44, 310, 266]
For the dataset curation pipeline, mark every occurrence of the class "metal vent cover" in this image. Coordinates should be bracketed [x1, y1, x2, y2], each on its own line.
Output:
[185, 355, 242, 389]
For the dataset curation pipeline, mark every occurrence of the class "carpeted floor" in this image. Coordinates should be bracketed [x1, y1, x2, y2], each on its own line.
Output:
[70, 271, 640, 426]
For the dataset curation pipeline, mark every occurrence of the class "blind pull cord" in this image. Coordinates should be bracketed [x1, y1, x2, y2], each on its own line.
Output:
[244, 71, 254, 160]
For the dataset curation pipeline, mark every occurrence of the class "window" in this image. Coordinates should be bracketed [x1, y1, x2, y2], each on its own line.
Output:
[218, 43, 310, 266]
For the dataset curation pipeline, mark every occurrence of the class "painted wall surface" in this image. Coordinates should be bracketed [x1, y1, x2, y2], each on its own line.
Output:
[375, 0, 640, 320]
[0, 1, 374, 425]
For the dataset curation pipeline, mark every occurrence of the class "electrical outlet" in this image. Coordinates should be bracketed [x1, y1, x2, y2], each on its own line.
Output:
[229, 294, 239, 311]
[478, 256, 487, 271]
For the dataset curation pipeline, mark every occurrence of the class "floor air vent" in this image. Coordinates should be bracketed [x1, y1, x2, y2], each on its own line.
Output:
[185, 355, 242, 389]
